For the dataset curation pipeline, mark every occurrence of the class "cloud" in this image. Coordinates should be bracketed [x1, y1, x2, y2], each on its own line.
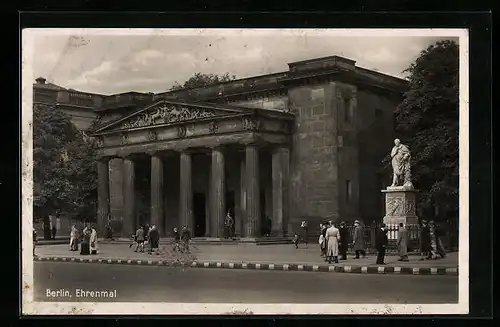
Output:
[31, 32, 457, 95]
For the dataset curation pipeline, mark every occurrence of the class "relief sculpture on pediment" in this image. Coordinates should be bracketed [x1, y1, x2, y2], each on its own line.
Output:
[121, 104, 217, 129]
[242, 117, 261, 131]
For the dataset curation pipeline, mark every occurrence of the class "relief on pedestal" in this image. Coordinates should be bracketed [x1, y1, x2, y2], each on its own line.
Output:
[121, 104, 217, 129]
[177, 125, 187, 138]
[148, 131, 157, 141]
[209, 121, 219, 134]
[405, 197, 415, 215]
[242, 117, 260, 131]
[386, 197, 403, 216]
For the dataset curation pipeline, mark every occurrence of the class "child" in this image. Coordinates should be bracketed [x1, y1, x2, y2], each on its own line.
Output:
[292, 233, 299, 249]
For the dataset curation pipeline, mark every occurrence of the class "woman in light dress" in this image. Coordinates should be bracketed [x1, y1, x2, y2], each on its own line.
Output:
[325, 222, 340, 264]
[69, 225, 79, 251]
[89, 225, 98, 255]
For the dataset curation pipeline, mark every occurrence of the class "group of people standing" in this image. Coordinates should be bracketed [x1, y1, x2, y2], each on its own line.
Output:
[315, 220, 442, 265]
[419, 220, 447, 260]
[130, 224, 160, 254]
[318, 220, 361, 264]
[69, 224, 98, 255]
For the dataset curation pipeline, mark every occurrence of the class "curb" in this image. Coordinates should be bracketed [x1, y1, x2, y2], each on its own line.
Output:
[33, 256, 458, 276]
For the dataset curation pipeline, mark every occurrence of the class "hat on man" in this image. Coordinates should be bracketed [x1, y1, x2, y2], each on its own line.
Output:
[354, 220, 360, 224]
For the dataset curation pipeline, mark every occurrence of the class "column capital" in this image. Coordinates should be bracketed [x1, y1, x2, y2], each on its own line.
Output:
[272, 144, 291, 153]
[173, 148, 196, 155]
[242, 141, 263, 148]
[208, 144, 227, 152]
[145, 150, 162, 157]
[96, 155, 112, 163]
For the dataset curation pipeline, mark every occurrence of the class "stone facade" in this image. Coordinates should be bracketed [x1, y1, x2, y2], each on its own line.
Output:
[33, 55, 407, 238]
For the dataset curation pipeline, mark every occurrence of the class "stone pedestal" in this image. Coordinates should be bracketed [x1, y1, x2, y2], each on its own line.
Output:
[381, 186, 419, 226]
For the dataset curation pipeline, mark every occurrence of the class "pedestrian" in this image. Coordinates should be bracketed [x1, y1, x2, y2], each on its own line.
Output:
[69, 225, 79, 251]
[419, 220, 432, 260]
[353, 220, 366, 259]
[325, 222, 340, 264]
[300, 220, 308, 248]
[51, 224, 57, 240]
[90, 225, 98, 255]
[143, 224, 150, 244]
[397, 223, 409, 261]
[338, 221, 349, 260]
[320, 223, 328, 256]
[148, 225, 160, 255]
[224, 211, 234, 239]
[106, 221, 113, 239]
[135, 225, 145, 252]
[33, 229, 37, 256]
[80, 224, 91, 255]
[266, 215, 272, 237]
[181, 225, 191, 252]
[427, 221, 439, 260]
[434, 222, 446, 258]
[292, 232, 299, 249]
[172, 227, 181, 251]
[318, 224, 325, 256]
[375, 224, 388, 265]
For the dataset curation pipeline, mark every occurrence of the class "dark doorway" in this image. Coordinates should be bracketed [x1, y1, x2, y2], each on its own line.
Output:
[226, 191, 235, 216]
[193, 192, 206, 237]
[260, 189, 268, 237]
[226, 191, 235, 237]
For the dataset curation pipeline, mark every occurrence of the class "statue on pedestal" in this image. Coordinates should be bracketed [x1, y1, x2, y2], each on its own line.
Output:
[390, 138, 413, 188]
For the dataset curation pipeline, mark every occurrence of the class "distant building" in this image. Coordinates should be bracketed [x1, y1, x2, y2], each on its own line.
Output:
[33, 55, 407, 238]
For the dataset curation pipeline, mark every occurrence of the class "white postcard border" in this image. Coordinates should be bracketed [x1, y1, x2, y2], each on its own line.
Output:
[21, 28, 469, 315]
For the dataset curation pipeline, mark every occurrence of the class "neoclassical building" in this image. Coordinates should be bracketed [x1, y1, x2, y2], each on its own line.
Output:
[34, 55, 407, 239]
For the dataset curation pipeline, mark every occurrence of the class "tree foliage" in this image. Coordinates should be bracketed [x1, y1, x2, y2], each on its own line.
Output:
[33, 104, 98, 222]
[394, 40, 459, 221]
[169, 72, 236, 91]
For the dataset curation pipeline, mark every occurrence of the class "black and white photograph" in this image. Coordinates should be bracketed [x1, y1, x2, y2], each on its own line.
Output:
[21, 28, 468, 315]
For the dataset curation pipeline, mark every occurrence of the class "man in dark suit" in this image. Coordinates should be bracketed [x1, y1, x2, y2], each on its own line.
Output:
[338, 221, 350, 260]
[375, 224, 389, 265]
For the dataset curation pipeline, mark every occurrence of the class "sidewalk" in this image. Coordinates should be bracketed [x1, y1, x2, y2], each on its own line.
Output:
[35, 236, 70, 245]
[34, 243, 459, 276]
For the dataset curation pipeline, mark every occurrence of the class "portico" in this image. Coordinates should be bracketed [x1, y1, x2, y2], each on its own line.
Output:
[92, 100, 294, 239]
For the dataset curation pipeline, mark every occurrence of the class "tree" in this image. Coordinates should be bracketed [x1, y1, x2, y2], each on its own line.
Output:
[169, 72, 236, 91]
[33, 104, 98, 238]
[393, 40, 459, 221]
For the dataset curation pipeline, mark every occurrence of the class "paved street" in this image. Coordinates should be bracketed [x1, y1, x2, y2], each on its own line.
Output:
[34, 261, 458, 303]
[35, 243, 458, 268]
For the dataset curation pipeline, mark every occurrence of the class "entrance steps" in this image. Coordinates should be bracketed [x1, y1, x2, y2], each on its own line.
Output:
[98, 236, 293, 246]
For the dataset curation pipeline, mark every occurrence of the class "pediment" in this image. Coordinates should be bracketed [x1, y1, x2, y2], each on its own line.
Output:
[95, 100, 247, 133]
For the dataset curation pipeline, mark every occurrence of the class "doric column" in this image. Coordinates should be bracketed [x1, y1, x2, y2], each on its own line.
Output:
[179, 151, 194, 230]
[150, 153, 164, 236]
[122, 156, 136, 238]
[272, 146, 290, 237]
[210, 146, 226, 238]
[97, 157, 110, 238]
[245, 144, 260, 238]
[235, 158, 245, 237]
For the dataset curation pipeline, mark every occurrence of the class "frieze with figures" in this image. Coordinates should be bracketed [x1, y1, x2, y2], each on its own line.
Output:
[242, 117, 261, 131]
[120, 104, 217, 130]
[209, 121, 219, 134]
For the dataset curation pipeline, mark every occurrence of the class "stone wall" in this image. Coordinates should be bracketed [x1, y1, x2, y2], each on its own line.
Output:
[333, 82, 360, 223]
[230, 95, 289, 112]
[287, 83, 340, 232]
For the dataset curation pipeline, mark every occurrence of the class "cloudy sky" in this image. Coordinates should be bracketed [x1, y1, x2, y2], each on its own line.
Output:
[29, 29, 458, 95]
